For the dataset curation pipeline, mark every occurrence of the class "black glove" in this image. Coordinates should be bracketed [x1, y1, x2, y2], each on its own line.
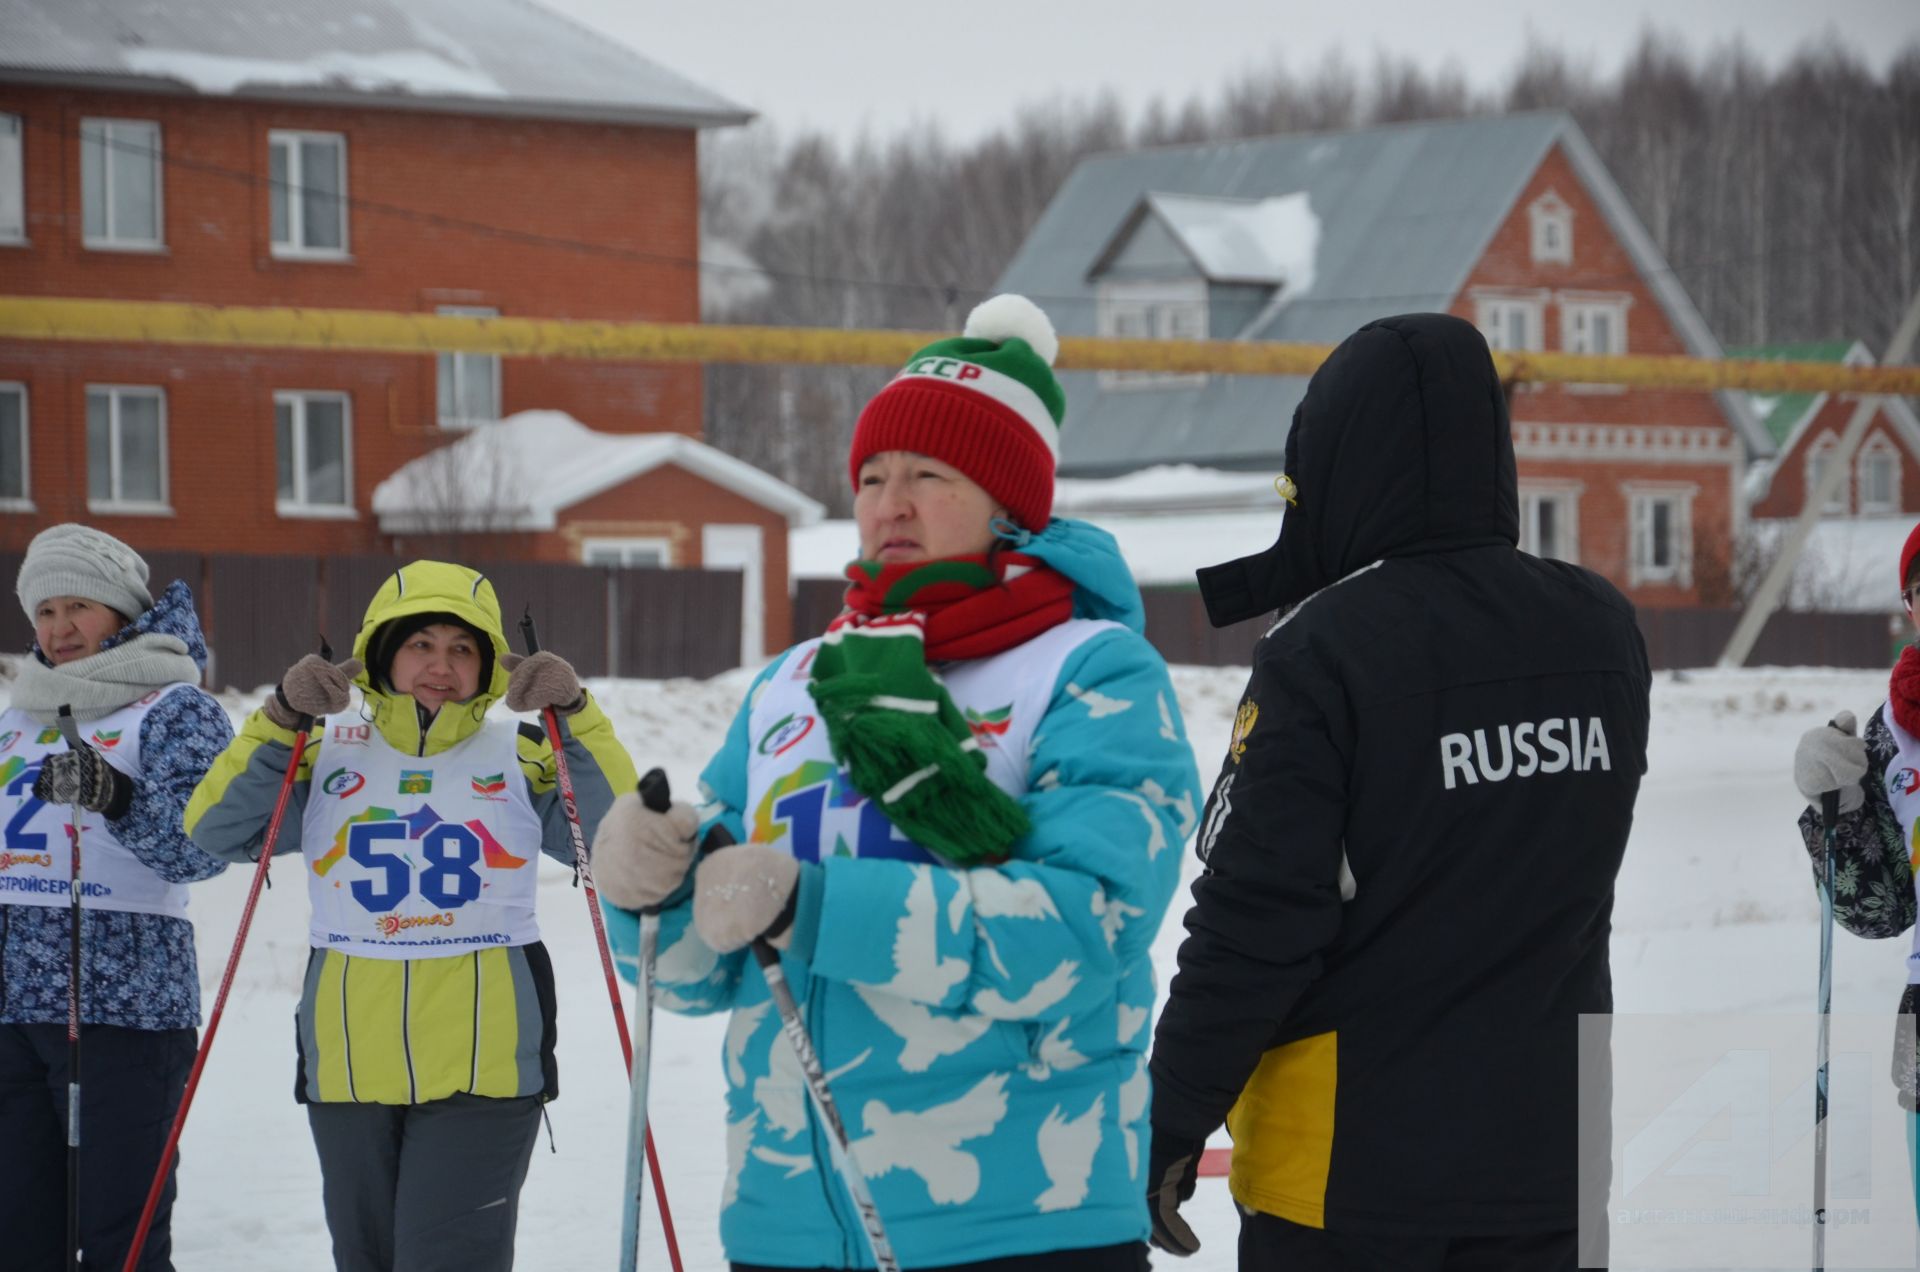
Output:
[34, 748, 133, 818]
[1146, 1132, 1204, 1257]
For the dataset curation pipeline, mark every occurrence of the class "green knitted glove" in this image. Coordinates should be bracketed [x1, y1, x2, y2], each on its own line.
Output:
[807, 612, 1028, 866]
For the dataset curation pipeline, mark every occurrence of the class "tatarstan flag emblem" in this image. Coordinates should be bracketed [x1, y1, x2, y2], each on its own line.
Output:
[471, 773, 507, 799]
[964, 704, 1013, 738]
[91, 729, 123, 750]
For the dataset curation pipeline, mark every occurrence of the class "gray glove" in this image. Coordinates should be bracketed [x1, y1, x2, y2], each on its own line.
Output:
[265, 655, 362, 729]
[34, 748, 132, 817]
[591, 793, 701, 912]
[1794, 710, 1867, 814]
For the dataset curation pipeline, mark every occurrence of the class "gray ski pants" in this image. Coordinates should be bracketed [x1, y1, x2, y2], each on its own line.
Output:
[306, 1093, 543, 1272]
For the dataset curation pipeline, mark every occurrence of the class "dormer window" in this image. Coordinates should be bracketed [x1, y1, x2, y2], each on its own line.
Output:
[1530, 191, 1572, 265]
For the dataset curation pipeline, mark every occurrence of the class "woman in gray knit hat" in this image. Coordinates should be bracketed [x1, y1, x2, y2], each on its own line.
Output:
[0, 523, 232, 1272]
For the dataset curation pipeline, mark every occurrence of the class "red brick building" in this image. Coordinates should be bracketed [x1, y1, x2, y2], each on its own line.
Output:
[994, 113, 1770, 607]
[1737, 341, 1920, 522]
[0, 1, 820, 652]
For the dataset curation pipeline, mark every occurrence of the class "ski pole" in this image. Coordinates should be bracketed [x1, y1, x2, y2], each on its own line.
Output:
[619, 767, 672, 1272]
[53, 706, 85, 1272]
[698, 824, 901, 1272]
[1813, 787, 1838, 1272]
[122, 641, 330, 1272]
[515, 611, 682, 1272]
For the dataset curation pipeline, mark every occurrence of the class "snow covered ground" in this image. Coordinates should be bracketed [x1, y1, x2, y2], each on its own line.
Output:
[133, 663, 1906, 1268]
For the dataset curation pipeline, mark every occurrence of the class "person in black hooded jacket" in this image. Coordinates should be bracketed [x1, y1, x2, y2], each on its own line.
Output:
[1144, 313, 1651, 1270]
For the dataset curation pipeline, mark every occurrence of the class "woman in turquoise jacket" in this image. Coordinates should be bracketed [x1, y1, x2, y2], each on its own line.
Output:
[597, 296, 1201, 1270]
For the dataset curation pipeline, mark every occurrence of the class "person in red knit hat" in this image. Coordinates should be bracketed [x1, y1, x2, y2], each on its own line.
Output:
[1791, 517, 1920, 1219]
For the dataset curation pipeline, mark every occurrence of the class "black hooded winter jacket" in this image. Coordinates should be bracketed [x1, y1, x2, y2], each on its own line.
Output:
[1150, 313, 1652, 1235]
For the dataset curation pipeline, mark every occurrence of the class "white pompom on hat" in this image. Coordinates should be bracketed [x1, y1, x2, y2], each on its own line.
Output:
[16, 523, 154, 621]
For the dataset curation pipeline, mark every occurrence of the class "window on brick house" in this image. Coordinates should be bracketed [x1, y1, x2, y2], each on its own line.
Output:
[1530, 192, 1573, 265]
[1858, 437, 1900, 516]
[1626, 485, 1696, 588]
[437, 306, 501, 427]
[269, 131, 348, 256]
[1519, 486, 1580, 562]
[1475, 296, 1544, 352]
[582, 537, 672, 568]
[275, 392, 353, 515]
[81, 119, 162, 249]
[1806, 435, 1849, 515]
[0, 384, 29, 506]
[0, 114, 23, 243]
[1561, 294, 1630, 393]
[87, 386, 167, 509]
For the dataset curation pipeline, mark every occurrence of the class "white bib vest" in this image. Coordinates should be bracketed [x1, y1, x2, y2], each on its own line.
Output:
[302, 713, 544, 958]
[743, 620, 1122, 862]
[0, 687, 194, 919]
[1876, 704, 1920, 983]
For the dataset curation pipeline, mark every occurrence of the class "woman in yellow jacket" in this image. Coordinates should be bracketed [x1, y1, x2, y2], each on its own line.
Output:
[186, 562, 635, 1272]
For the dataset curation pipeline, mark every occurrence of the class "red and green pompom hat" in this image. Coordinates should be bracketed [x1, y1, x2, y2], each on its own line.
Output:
[848, 294, 1066, 531]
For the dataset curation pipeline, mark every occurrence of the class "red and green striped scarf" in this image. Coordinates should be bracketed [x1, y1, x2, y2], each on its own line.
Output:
[832, 551, 1074, 660]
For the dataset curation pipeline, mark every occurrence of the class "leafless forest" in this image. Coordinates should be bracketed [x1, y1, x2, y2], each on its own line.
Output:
[698, 31, 1920, 510]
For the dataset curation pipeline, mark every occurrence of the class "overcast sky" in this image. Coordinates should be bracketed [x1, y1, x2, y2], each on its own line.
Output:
[545, 0, 1918, 143]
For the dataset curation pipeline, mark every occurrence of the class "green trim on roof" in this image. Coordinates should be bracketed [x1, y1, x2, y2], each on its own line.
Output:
[1726, 342, 1857, 446]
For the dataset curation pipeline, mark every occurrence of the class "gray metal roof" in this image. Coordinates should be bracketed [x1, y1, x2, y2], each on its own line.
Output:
[0, 0, 751, 129]
[996, 111, 1768, 474]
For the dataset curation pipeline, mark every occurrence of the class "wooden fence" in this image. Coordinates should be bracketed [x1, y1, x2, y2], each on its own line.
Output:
[0, 553, 742, 691]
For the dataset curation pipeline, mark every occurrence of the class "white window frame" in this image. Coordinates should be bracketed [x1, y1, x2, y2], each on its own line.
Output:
[0, 113, 24, 244]
[1625, 481, 1697, 588]
[0, 382, 31, 510]
[1473, 290, 1546, 353]
[1805, 433, 1850, 515]
[437, 305, 503, 428]
[268, 130, 350, 259]
[581, 537, 674, 568]
[80, 118, 163, 250]
[1529, 191, 1573, 265]
[85, 385, 169, 513]
[1559, 292, 1631, 394]
[1518, 481, 1581, 563]
[274, 391, 356, 518]
[1856, 435, 1901, 516]
[1096, 279, 1208, 390]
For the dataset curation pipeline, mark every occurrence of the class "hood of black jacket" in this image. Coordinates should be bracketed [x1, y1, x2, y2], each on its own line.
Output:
[1197, 312, 1519, 625]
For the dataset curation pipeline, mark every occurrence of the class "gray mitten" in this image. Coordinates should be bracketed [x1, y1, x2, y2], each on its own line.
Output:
[501, 651, 585, 714]
[265, 655, 363, 729]
[1794, 710, 1867, 814]
[693, 844, 800, 953]
[592, 793, 700, 912]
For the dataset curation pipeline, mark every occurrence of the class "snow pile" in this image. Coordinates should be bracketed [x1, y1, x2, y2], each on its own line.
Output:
[122, 46, 504, 98]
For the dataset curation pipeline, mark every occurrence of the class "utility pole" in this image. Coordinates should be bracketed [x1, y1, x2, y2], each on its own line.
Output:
[1718, 290, 1920, 669]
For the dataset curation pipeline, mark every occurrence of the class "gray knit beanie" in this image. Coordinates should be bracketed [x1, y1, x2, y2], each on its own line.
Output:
[16, 523, 153, 621]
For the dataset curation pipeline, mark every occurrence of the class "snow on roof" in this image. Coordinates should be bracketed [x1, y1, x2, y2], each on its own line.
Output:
[0, 0, 751, 129]
[373, 411, 823, 534]
[1053, 464, 1289, 514]
[1146, 191, 1320, 290]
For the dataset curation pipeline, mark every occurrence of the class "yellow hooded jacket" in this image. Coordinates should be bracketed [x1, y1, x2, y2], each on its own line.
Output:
[187, 562, 637, 1104]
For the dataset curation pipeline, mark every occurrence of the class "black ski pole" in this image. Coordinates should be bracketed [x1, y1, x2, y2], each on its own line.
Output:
[54, 705, 86, 1272]
[1813, 787, 1838, 1272]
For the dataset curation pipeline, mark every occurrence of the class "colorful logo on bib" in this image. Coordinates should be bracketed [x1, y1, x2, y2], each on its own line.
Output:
[0, 731, 21, 753]
[758, 713, 814, 757]
[36, 727, 60, 745]
[332, 724, 372, 745]
[749, 759, 928, 864]
[1892, 768, 1920, 797]
[375, 912, 457, 938]
[0, 850, 55, 870]
[398, 770, 432, 795]
[91, 729, 122, 751]
[312, 804, 530, 923]
[963, 705, 1012, 747]
[321, 768, 366, 798]
[471, 773, 508, 801]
